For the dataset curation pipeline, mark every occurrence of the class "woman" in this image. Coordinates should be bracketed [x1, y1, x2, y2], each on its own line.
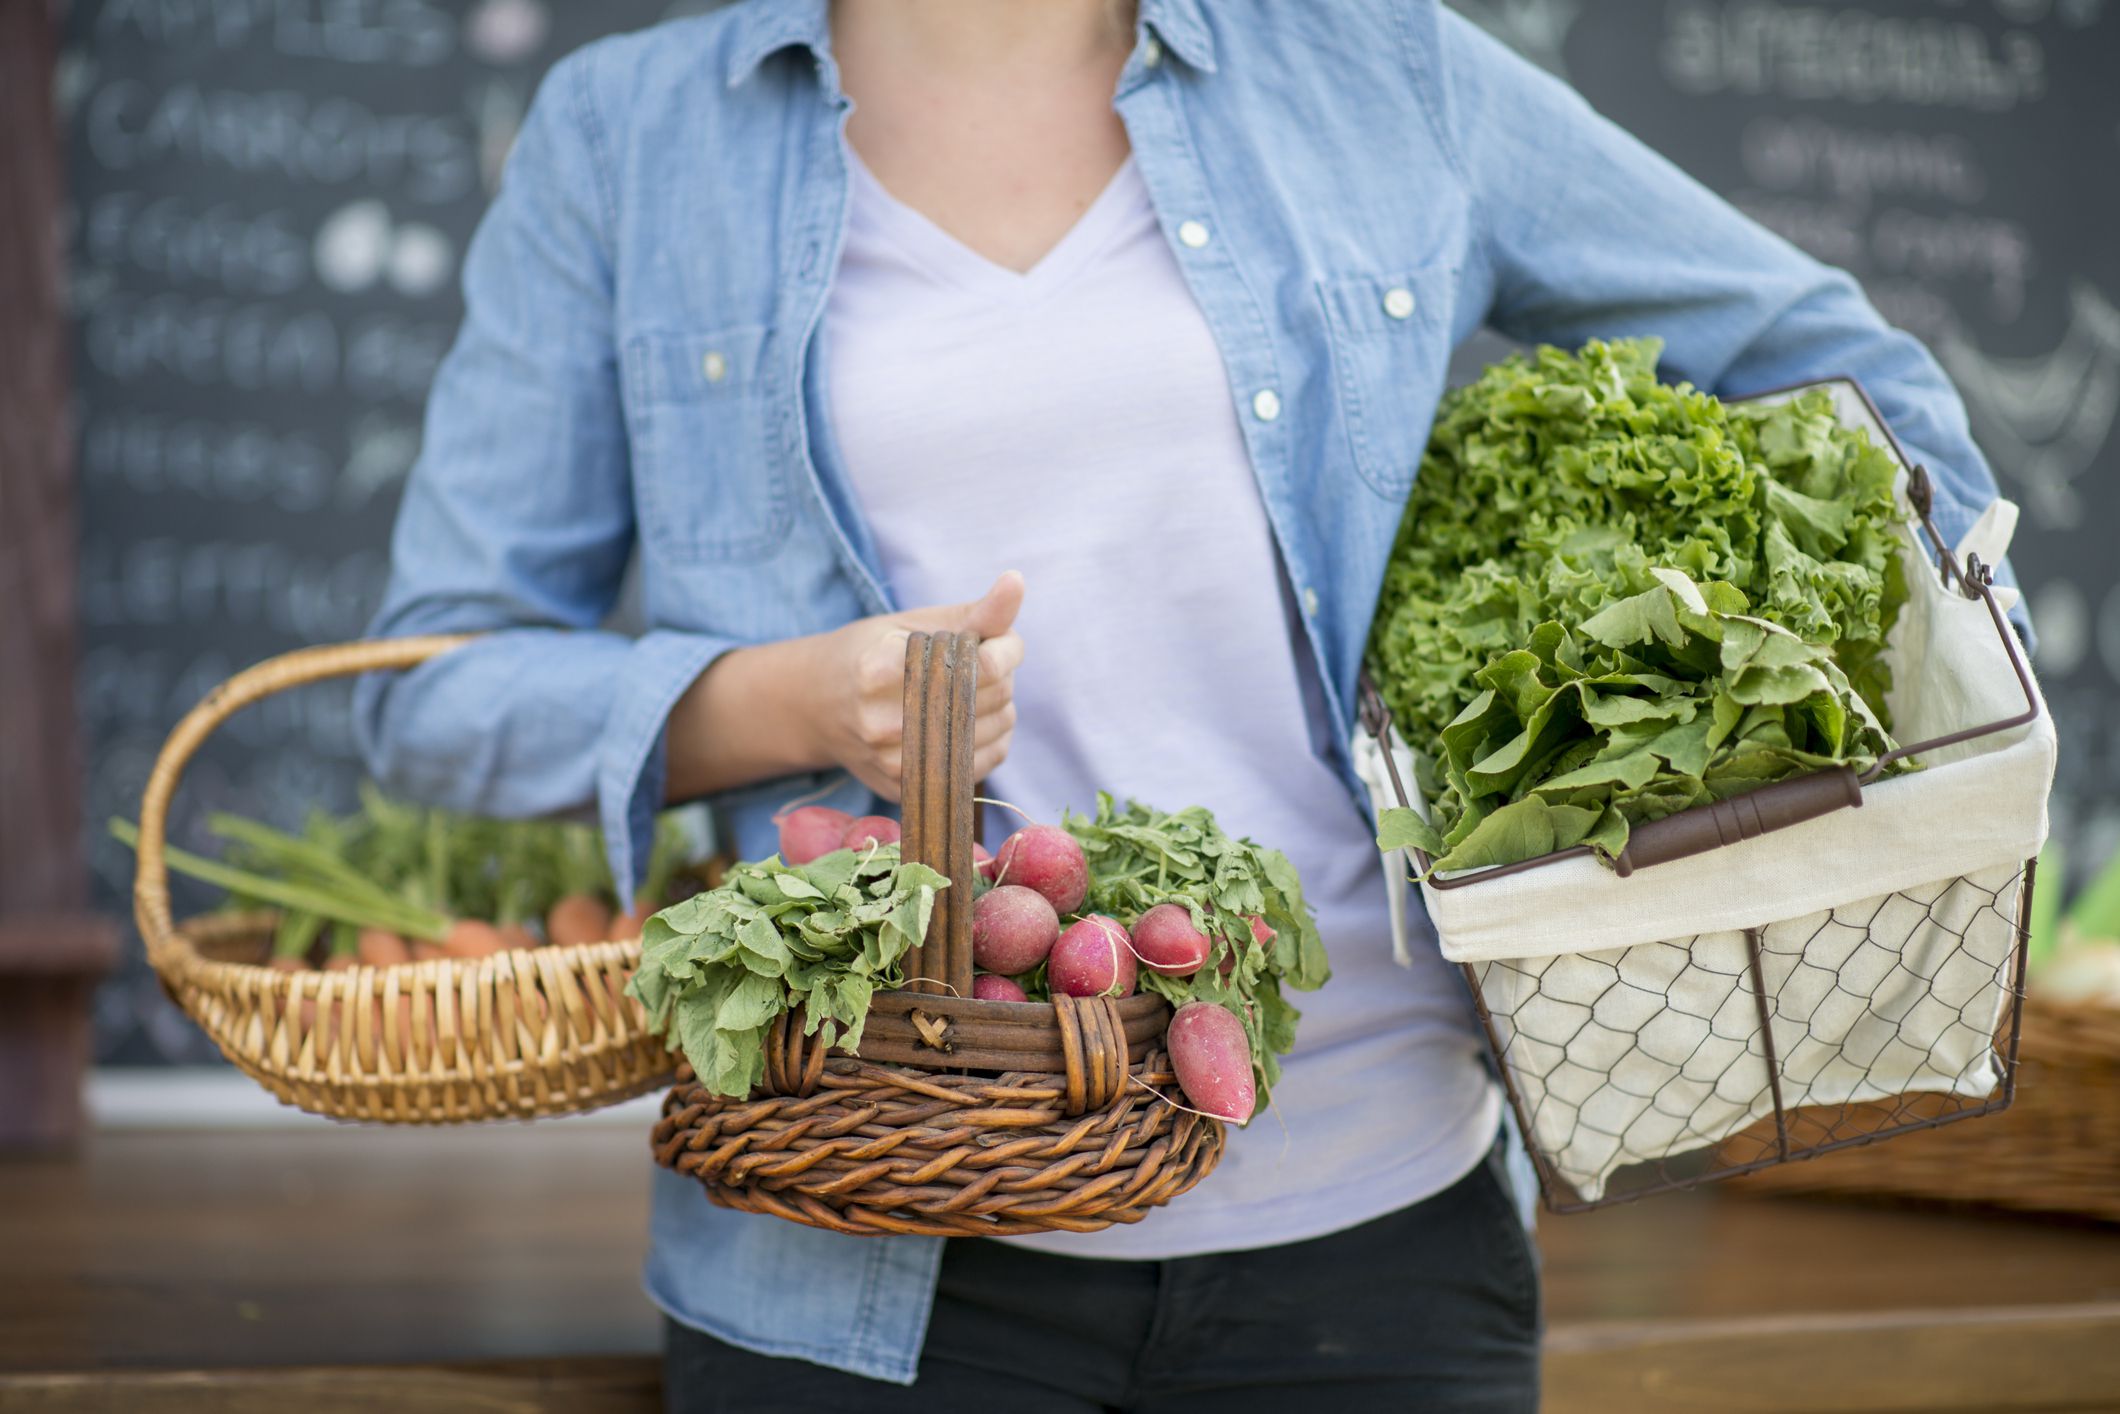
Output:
[357, 2, 2016, 1409]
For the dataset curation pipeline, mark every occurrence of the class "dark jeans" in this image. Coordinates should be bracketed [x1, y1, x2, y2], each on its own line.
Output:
[662, 1139, 1542, 1413]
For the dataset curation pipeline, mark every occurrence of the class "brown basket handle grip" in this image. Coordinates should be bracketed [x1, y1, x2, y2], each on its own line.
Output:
[1612, 765, 1863, 877]
[132, 635, 476, 966]
[898, 631, 979, 1000]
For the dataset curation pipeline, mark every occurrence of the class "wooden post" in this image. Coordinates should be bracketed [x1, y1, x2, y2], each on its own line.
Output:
[0, 0, 119, 1149]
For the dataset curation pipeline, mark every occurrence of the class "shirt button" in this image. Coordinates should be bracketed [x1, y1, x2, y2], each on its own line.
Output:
[1303, 587, 1321, 617]
[1143, 35, 1163, 67]
[702, 351, 729, 383]
[1252, 389, 1281, 422]
[1177, 219, 1210, 249]
[1383, 287, 1416, 320]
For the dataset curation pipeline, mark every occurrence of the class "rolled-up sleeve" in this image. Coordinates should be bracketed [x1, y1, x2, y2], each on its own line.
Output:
[354, 51, 737, 893]
[1432, 9, 2031, 644]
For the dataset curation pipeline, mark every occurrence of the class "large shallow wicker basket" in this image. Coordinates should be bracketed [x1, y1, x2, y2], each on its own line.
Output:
[650, 631, 1225, 1236]
[1728, 993, 2120, 1222]
[131, 637, 673, 1123]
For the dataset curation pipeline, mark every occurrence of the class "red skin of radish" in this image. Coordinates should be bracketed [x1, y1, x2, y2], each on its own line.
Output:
[971, 885, 1060, 975]
[1049, 915, 1138, 998]
[779, 806, 853, 865]
[1131, 903, 1212, 976]
[972, 973, 1029, 1003]
[842, 815, 901, 850]
[994, 826, 1088, 915]
[1167, 1001, 1257, 1122]
[973, 842, 998, 882]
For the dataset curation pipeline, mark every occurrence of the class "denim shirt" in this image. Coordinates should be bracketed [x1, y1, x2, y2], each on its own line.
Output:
[356, 0, 2022, 1383]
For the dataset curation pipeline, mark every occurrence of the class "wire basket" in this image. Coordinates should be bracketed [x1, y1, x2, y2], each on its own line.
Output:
[1356, 379, 2053, 1212]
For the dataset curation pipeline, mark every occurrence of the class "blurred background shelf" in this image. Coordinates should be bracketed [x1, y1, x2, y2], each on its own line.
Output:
[4, 1081, 2118, 1412]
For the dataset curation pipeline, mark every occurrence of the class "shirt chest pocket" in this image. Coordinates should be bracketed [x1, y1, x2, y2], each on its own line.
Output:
[621, 326, 793, 563]
[1316, 266, 1456, 498]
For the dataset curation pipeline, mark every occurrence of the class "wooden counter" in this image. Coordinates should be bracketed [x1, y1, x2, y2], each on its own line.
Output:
[4, 1115, 2117, 1410]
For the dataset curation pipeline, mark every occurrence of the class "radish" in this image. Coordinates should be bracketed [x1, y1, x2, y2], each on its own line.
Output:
[1049, 915, 1137, 998]
[1131, 903, 1211, 976]
[994, 825, 1088, 914]
[971, 885, 1060, 975]
[973, 842, 998, 882]
[1167, 1001, 1257, 1122]
[498, 922, 538, 951]
[972, 973, 1028, 1003]
[843, 815, 901, 850]
[779, 805, 853, 865]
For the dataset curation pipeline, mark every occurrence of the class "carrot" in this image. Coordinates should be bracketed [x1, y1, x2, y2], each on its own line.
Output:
[498, 922, 538, 951]
[268, 956, 306, 973]
[358, 928, 412, 966]
[545, 893, 614, 948]
[442, 919, 509, 958]
[611, 899, 657, 943]
[321, 922, 360, 972]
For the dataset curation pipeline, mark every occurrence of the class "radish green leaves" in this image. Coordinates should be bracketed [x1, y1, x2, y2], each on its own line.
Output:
[628, 848, 947, 1099]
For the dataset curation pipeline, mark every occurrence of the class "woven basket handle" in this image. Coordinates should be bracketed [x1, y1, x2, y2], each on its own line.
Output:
[898, 631, 979, 1000]
[132, 635, 476, 966]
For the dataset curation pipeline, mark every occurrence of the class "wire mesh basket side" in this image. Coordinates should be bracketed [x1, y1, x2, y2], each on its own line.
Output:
[1474, 859, 2032, 1212]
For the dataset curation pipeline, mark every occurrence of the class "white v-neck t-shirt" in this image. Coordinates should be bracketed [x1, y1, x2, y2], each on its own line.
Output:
[822, 152, 1499, 1259]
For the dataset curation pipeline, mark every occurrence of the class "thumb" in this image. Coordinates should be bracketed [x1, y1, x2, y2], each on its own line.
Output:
[956, 571, 1025, 639]
[899, 571, 1024, 639]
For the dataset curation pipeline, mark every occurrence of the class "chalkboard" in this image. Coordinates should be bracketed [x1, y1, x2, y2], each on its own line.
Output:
[63, 0, 716, 1063]
[66, 0, 2118, 1063]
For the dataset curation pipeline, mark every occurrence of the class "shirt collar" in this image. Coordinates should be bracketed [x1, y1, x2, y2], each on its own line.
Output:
[724, 0, 1218, 88]
[725, 0, 832, 89]
[1141, 0, 1218, 73]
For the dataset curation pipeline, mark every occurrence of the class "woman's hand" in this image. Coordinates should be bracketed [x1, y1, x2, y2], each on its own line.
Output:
[803, 571, 1025, 800]
[663, 572, 1026, 803]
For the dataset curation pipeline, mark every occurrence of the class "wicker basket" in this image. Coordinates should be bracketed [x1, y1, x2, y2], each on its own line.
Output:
[650, 630, 1225, 1236]
[131, 637, 674, 1123]
[1727, 993, 2120, 1222]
